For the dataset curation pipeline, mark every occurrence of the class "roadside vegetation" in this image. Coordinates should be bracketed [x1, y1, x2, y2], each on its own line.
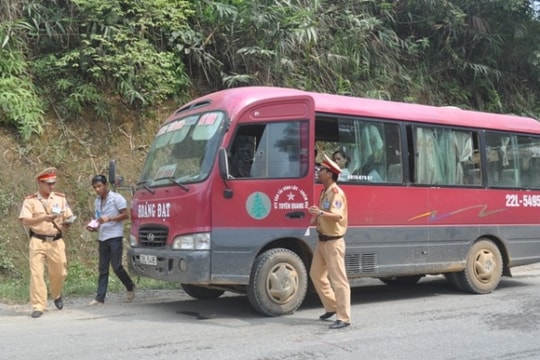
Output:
[1, 0, 540, 303]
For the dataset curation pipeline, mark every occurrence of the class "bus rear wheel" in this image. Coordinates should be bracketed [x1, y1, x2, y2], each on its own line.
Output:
[181, 284, 225, 299]
[247, 248, 308, 317]
[456, 239, 503, 294]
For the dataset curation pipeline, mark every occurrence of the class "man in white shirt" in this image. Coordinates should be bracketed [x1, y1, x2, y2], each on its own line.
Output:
[87, 175, 135, 305]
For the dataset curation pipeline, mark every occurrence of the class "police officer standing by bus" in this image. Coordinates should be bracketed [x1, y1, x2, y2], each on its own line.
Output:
[19, 167, 75, 318]
[308, 154, 351, 329]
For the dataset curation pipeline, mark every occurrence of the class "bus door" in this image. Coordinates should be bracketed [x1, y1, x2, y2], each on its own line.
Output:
[210, 95, 315, 280]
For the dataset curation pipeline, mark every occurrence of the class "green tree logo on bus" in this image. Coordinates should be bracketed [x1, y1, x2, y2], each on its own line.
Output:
[246, 192, 271, 220]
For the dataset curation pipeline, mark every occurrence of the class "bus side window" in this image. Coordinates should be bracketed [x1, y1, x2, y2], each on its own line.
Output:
[517, 135, 540, 188]
[522, 158, 540, 187]
[348, 121, 400, 183]
[486, 133, 520, 187]
[231, 122, 306, 179]
[385, 123, 403, 183]
[229, 135, 256, 178]
[387, 163, 402, 183]
[413, 126, 476, 186]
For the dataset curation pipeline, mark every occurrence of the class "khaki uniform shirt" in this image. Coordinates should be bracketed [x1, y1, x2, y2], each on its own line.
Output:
[316, 182, 348, 236]
[19, 192, 73, 236]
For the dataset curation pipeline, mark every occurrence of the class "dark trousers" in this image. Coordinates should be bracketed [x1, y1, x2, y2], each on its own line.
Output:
[95, 237, 134, 302]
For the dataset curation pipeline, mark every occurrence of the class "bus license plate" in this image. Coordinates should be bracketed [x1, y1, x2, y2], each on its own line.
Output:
[140, 254, 157, 266]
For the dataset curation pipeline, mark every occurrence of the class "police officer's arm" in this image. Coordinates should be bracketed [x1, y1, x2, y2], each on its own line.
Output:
[308, 204, 342, 222]
[20, 214, 58, 227]
[308, 206, 319, 225]
[318, 210, 342, 221]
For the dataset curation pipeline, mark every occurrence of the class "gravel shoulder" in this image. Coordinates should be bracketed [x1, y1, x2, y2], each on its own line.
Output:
[2, 263, 539, 317]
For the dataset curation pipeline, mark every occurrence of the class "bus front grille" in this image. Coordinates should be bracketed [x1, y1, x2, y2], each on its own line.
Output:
[139, 225, 168, 247]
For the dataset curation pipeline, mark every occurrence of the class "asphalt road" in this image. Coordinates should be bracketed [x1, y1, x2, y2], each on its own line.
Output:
[2, 264, 540, 360]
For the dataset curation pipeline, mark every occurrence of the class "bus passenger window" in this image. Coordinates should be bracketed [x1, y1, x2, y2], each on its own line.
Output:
[485, 133, 520, 187]
[517, 135, 540, 188]
[231, 122, 307, 179]
[413, 127, 477, 186]
[349, 121, 400, 183]
[387, 163, 402, 183]
[315, 117, 401, 184]
[357, 124, 384, 176]
[359, 147, 386, 182]
[522, 158, 540, 187]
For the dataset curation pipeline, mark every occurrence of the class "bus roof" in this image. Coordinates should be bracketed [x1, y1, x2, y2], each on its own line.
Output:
[170, 86, 540, 134]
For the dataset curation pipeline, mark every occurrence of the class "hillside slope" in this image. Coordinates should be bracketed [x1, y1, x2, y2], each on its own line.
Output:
[0, 100, 179, 281]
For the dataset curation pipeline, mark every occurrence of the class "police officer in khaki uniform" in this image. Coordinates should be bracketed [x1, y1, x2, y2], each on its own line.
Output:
[19, 167, 75, 318]
[308, 154, 351, 329]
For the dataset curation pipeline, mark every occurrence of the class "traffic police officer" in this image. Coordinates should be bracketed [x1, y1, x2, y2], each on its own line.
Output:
[19, 167, 74, 318]
[308, 154, 351, 329]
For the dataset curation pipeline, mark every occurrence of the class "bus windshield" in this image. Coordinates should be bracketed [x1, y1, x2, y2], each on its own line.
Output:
[138, 111, 226, 186]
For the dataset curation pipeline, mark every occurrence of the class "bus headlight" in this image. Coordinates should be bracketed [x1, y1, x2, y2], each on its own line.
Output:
[129, 234, 138, 247]
[172, 233, 211, 250]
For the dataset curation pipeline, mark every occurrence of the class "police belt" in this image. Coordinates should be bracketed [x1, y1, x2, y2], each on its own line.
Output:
[31, 231, 62, 241]
[318, 233, 344, 242]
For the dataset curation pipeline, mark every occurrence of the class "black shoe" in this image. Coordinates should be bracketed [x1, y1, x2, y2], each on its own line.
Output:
[329, 320, 350, 329]
[31, 310, 43, 318]
[54, 296, 64, 310]
[319, 311, 336, 320]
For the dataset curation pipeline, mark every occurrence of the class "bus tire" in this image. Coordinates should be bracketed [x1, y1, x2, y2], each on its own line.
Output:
[181, 284, 225, 299]
[457, 239, 503, 294]
[247, 248, 308, 317]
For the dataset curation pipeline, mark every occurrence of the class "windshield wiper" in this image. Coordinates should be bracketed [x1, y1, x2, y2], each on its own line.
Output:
[153, 176, 190, 192]
[136, 180, 155, 194]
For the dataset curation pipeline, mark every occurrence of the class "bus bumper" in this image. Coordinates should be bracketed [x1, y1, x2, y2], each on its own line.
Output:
[127, 247, 211, 283]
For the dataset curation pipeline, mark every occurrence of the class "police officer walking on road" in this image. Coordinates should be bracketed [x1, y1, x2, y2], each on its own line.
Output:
[19, 167, 75, 318]
[308, 154, 351, 329]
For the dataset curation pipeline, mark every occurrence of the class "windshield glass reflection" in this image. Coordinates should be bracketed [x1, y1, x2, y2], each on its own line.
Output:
[139, 111, 225, 186]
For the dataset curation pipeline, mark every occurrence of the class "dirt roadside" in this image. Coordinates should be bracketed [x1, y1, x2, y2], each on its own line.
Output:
[2, 263, 539, 317]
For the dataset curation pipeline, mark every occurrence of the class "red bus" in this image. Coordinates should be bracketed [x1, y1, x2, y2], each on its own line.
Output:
[127, 86, 540, 316]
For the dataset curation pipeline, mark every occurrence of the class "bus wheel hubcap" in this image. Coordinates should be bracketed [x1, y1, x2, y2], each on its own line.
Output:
[474, 249, 495, 282]
[266, 262, 298, 304]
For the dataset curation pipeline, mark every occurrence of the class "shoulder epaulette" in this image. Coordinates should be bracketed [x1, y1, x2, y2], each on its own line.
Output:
[53, 192, 65, 197]
[25, 194, 38, 199]
[332, 187, 339, 193]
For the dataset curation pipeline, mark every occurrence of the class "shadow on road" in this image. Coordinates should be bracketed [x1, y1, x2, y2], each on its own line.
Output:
[101, 273, 536, 324]
[1, 272, 535, 323]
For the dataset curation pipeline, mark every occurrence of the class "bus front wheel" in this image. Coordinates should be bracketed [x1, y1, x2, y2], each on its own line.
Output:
[457, 239, 503, 294]
[181, 284, 225, 299]
[247, 248, 308, 317]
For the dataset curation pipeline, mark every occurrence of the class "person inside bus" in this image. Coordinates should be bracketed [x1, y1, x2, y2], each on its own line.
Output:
[356, 147, 385, 182]
[332, 150, 351, 182]
[229, 136, 256, 178]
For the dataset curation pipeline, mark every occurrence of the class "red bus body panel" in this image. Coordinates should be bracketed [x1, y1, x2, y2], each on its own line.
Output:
[128, 86, 540, 289]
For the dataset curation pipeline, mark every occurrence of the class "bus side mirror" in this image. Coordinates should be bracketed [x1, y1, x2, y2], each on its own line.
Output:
[109, 160, 117, 186]
[109, 159, 133, 196]
[218, 147, 231, 180]
[218, 148, 233, 199]
[108, 160, 124, 187]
